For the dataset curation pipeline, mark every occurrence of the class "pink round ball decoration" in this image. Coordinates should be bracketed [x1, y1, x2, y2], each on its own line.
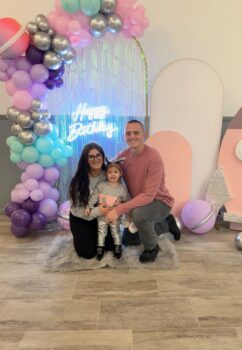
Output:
[57, 200, 70, 230]
[12, 90, 33, 110]
[181, 199, 216, 234]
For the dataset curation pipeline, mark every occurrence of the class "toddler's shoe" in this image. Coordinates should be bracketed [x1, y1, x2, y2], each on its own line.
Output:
[113, 245, 122, 259]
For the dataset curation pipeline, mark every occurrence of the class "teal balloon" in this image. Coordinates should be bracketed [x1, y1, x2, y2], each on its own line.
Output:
[10, 140, 24, 154]
[36, 136, 55, 153]
[39, 154, 55, 168]
[61, 0, 80, 13]
[51, 147, 63, 160]
[10, 152, 22, 164]
[21, 146, 40, 163]
[63, 145, 73, 157]
[6, 136, 18, 147]
[80, 0, 101, 16]
[56, 157, 68, 167]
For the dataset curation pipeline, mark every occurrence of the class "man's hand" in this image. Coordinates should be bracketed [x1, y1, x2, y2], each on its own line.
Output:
[106, 209, 119, 223]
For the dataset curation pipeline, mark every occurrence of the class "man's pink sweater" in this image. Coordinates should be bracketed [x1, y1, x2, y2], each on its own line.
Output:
[115, 144, 174, 216]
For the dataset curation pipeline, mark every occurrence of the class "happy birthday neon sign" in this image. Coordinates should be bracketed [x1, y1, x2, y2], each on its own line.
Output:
[67, 103, 119, 142]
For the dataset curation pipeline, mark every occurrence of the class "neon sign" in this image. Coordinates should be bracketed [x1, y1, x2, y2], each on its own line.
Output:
[67, 103, 119, 142]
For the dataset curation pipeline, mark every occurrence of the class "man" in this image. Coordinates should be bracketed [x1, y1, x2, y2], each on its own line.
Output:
[106, 120, 181, 263]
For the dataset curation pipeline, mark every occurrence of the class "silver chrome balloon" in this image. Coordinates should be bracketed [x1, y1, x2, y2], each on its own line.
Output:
[48, 28, 56, 37]
[18, 130, 37, 145]
[31, 99, 43, 111]
[26, 21, 39, 35]
[41, 110, 51, 120]
[52, 34, 71, 55]
[61, 48, 76, 64]
[11, 123, 23, 136]
[17, 112, 34, 129]
[43, 51, 63, 70]
[35, 14, 48, 25]
[34, 120, 52, 135]
[107, 13, 123, 34]
[33, 32, 52, 51]
[6, 106, 20, 123]
[31, 111, 42, 122]
[100, 0, 117, 14]
[89, 14, 108, 38]
[38, 20, 50, 32]
[235, 232, 242, 250]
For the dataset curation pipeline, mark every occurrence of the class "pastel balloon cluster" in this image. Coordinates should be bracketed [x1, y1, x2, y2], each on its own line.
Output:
[6, 126, 73, 167]
[25, 14, 76, 90]
[5, 164, 60, 237]
[48, 0, 149, 48]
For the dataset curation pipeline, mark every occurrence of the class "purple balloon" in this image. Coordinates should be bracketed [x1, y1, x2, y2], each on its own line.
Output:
[55, 78, 64, 88]
[11, 224, 29, 237]
[11, 209, 31, 227]
[4, 202, 21, 217]
[30, 64, 49, 83]
[26, 46, 44, 64]
[15, 57, 32, 72]
[22, 198, 39, 214]
[45, 78, 56, 90]
[29, 212, 46, 230]
[49, 64, 65, 80]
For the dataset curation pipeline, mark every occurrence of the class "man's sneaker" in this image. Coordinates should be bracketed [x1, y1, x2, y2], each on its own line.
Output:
[122, 228, 141, 246]
[139, 244, 160, 263]
[96, 246, 104, 260]
[166, 214, 181, 241]
[113, 245, 122, 259]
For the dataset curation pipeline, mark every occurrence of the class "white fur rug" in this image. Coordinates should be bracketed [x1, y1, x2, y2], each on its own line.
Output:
[43, 233, 179, 272]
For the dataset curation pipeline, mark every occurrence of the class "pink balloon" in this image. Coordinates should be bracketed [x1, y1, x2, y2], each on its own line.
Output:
[58, 217, 70, 230]
[55, 16, 71, 35]
[24, 179, 39, 191]
[12, 70, 32, 89]
[7, 66, 17, 77]
[79, 30, 92, 47]
[17, 188, 30, 202]
[5, 79, 18, 95]
[15, 183, 25, 191]
[0, 71, 9, 81]
[26, 163, 44, 179]
[72, 12, 89, 29]
[15, 57, 32, 71]
[69, 34, 81, 47]
[47, 11, 59, 28]
[11, 190, 21, 203]
[12, 90, 33, 111]
[49, 188, 60, 201]
[130, 24, 143, 37]
[141, 17, 150, 29]
[30, 189, 44, 202]
[68, 20, 82, 34]
[43, 167, 60, 182]
[21, 172, 29, 183]
[39, 198, 58, 217]
[30, 83, 48, 99]
[30, 64, 49, 83]
[0, 58, 9, 72]
[38, 181, 51, 198]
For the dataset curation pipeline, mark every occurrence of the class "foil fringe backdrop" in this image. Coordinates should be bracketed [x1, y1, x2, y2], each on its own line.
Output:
[46, 34, 148, 203]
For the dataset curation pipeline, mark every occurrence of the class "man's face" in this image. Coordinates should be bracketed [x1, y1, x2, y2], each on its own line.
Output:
[125, 123, 145, 151]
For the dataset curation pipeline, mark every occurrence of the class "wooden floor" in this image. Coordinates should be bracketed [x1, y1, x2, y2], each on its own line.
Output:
[1, 215, 242, 349]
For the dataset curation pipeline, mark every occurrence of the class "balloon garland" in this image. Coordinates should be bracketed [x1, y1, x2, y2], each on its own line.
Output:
[0, 0, 149, 237]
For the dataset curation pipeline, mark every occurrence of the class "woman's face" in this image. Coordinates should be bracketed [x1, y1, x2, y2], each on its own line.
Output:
[87, 148, 104, 171]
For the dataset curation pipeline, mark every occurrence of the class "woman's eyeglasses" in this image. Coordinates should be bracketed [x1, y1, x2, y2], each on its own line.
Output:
[88, 153, 103, 161]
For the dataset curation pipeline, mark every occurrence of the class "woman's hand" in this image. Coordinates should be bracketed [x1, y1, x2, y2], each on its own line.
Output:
[99, 205, 111, 215]
[84, 207, 91, 216]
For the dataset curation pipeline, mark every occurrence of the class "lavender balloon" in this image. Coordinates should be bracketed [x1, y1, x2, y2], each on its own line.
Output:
[4, 202, 21, 217]
[11, 209, 31, 227]
[29, 212, 46, 230]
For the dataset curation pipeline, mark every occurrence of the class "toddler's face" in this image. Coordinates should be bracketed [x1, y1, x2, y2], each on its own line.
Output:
[107, 166, 121, 183]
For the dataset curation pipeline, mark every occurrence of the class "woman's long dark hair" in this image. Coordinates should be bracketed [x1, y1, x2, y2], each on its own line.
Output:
[69, 143, 106, 207]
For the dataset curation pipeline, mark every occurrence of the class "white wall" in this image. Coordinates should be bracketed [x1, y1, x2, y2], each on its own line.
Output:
[0, 0, 241, 116]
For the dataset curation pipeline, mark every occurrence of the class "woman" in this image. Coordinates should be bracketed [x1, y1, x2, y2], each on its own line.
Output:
[69, 143, 114, 259]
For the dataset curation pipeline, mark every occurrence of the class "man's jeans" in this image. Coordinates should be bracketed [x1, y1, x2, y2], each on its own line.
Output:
[130, 200, 171, 250]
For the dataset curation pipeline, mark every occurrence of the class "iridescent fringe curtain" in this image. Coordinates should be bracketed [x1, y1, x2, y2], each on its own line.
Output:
[46, 33, 148, 203]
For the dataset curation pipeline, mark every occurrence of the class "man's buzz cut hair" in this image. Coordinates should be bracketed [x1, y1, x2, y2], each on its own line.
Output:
[127, 120, 145, 130]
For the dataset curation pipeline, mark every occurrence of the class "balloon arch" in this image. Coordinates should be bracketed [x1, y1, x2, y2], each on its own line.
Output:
[0, 0, 149, 237]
